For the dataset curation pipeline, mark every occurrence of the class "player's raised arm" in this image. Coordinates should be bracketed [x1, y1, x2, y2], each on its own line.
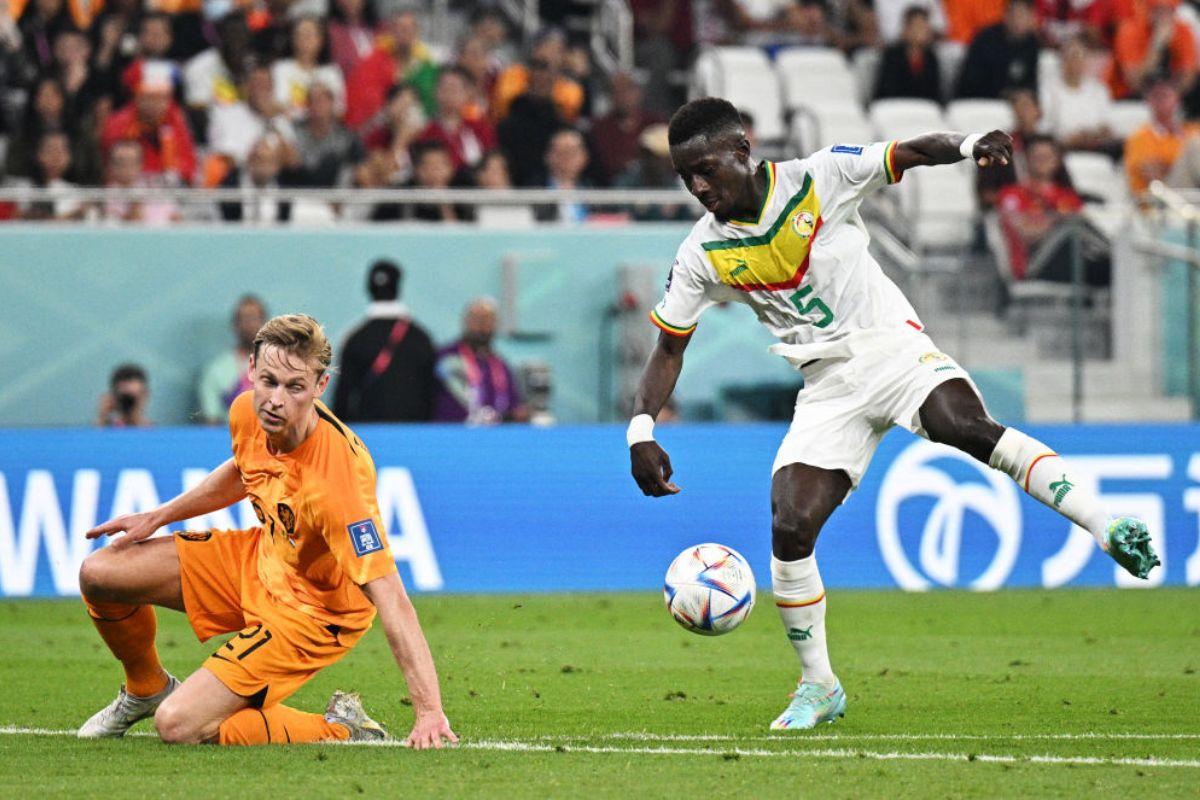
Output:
[85, 457, 247, 549]
[359, 574, 457, 749]
[629, 330, 690, 497]
[891, 130, 1013, 173]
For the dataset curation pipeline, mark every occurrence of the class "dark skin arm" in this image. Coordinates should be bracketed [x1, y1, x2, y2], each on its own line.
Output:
[892, 130, 1013, 173]
[630, 331, 689, 496]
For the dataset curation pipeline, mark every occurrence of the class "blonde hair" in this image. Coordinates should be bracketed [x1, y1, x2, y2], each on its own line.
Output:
[253, 314, 333, 375]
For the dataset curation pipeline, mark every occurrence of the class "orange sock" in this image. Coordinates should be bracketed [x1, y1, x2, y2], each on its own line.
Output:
[218, 705, 350, 745]
[84, 598, 168, 698]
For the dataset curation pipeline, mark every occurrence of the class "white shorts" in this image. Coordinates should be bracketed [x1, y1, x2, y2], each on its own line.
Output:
[771, 329, 976, 489]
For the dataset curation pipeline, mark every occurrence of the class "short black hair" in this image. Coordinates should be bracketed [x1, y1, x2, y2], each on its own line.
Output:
[668, 97, 745, 148]
[902, 4, 931, 25]
[110, 363, 148, 390]
[368, 259, 402, 301]
[1023, 133, 1060, 154]
[410, 139, 451, 167]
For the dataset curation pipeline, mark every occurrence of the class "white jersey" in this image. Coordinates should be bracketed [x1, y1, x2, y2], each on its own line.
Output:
[651, 142, 923, 360]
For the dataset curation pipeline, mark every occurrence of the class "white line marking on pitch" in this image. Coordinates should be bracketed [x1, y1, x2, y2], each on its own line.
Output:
[563, 731, 1200, 743]
[3, 726, 1199, 769]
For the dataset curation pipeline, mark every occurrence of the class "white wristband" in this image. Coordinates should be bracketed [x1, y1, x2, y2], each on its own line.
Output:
[626, 414, 655, 447]
[959, 133, 983, 160]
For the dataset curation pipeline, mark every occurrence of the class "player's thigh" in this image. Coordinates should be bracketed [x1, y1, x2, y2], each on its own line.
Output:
[78, 537, 185, 612]
[917, 378, 1005, 463]
[154, 667, 250, 744]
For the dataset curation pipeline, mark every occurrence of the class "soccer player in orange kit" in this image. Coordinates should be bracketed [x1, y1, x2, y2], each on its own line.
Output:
[75, 314, 457, 748]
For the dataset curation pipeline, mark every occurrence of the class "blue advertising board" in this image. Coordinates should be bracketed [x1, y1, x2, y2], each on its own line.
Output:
[1, 424, 1198, 597]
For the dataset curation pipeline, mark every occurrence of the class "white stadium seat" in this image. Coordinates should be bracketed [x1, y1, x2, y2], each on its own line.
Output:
[791, 108, 874, 154]
[906, 164, 978, 250]
[1063, 151, 1122, 204]
[935, 39, 965, 100]
[1038, 49, 1061, 91]
[851, 46, 881, 106]
[1109, 100, 1150, 138]
[775, 47, 860, 114]
[868, 98, 946, 141]
[945, 98, 1015, 135]
[692, 47, 787, 141]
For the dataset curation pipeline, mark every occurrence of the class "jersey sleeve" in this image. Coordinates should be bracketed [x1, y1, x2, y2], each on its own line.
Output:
[650, 242, 716, 337]
[308, 441, 398, 586]
[809, 141, 902, 204]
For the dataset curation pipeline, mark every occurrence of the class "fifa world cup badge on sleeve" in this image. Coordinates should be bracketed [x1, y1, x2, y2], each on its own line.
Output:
[348, 519, 384, 556]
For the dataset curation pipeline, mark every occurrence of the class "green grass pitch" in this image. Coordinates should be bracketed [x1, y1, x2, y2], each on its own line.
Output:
[1, 588, 1197, 798]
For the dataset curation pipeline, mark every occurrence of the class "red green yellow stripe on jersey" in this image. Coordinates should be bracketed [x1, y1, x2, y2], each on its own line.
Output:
[884, 140, 901, 184]
[649, 308, 697, 337]
[728, 160, 778, 227]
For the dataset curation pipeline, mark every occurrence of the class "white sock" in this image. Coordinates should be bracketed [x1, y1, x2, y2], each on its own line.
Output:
[989, 427, 1109, 544]
[771, 554, 835, 686]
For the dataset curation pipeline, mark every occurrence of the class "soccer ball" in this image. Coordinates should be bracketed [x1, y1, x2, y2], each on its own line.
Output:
[663, 543, 756, 636]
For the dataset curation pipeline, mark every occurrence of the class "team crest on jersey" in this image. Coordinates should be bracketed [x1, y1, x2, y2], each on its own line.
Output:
[277, 502, 298, 547]
[792, 210, 816, 239]
[919, 352, 950, 364]
[348, 519, 384, 557]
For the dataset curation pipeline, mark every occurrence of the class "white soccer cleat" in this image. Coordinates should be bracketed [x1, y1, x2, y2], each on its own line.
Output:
[77, 674, 180, 738]
[324, 690, 388, 742]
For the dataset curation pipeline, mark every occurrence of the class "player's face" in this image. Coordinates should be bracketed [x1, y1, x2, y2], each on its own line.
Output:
[671, 133, 753, 219]
[249, 345, 329, 437]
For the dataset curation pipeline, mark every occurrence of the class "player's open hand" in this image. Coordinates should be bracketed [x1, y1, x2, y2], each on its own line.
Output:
[972, 130, 1013, 168]
[85, 511, 163, 549]
[403, 711, 458, 750]
[630, 441, 681, 497]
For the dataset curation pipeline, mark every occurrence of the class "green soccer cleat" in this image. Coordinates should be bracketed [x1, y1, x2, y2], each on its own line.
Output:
[325, 690, 388, 742]
[769, 680, 846, 731]
[1103, 517, 1160, 580]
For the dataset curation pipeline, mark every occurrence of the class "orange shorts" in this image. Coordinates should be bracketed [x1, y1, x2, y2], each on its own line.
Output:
[174, 529, 366, 709]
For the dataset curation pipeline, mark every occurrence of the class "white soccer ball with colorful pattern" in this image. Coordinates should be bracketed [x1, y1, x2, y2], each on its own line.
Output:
[663, 543, 756, 636]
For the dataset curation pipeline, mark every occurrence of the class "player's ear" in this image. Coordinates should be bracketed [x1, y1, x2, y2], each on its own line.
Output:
[247, 353, 256, 380]
[315, 370, 330, 396]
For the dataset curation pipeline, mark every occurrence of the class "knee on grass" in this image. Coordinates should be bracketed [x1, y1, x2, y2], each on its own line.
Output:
[154, 703, 216, 745]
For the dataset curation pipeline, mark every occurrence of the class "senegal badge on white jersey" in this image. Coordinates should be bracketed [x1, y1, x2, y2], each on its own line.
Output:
[651, 141, 925, 348]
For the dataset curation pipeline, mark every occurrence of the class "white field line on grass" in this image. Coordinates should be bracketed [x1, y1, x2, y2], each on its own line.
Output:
[558, 731, 1200, 743]
[3, 726, 1199, 769]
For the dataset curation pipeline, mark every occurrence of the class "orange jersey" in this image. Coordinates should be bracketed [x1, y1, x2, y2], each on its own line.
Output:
[228, 391, 396, 632]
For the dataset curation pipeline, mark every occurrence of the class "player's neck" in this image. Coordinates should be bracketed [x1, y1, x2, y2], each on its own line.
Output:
[726, 160, 769, 223]
[266, 407, 319, 455]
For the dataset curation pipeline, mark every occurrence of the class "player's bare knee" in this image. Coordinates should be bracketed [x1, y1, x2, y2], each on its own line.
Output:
[772, 508, 820, 561]
[154, 702, 201, 744]
[78, 550, 113, 600]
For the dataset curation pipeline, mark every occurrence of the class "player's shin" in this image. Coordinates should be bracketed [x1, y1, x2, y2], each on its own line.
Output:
[988, 427, 1108, 543]
[83, 598, 167, 698]
[771, 555, 835, 686]
[218, 705, 351, 745]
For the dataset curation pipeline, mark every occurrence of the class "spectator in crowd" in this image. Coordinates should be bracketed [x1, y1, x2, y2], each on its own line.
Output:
[433, 297, 527, 424]
[589, 71, 661, 186]
[96, 363, 151, 427]
[5, 75, 73, 178]
[249, 0, 295, 63]
[15, 130, 85, 219]
[344, 9, 438, 129]
[218, 136, 293, 222]
[839, 0, 882, 53]
[874, 5, 942, 102]
[977, 88, 1061, 208]
[101, 138, 181, 223]
[1167, 131, 1200, 188]
[272, 16, 346, 120]
[469, 7, 517, 68]
[497, 53, 566, 186]
[780, 0, 838, 48]
[414, 66, 496, 172]
[536, 127, 591, 223]
[1040, 33, 1119, 154]
[101, 60, 197, 185]
[197, 294, 267, 423]
[92, 0, 147, 101]
[0, 4, 22, 115]
[208, 64, 298, 173]
[455, 34, 501, 119]
[1112, 0, 1197, 100]
[392, 139, 461, 222]
[996, 135, 1109, 286]
[114, 13, 175, 103]
[327, 0, 378, 80]
[361, 81, 423, 182]
[1034, 0, 1110, 46]
[875, 0, 946, 43]
[563, 38, 598, 118]
[1125, 77, 1200, 196]
[183, 10, 253, 138]
[628, 0, 693, 114]
[471, 148, 535, 226]
[955, 0, 1039, 99]
[943, 0, 1005, 44]
[290, 81, 361, 186]
[333, 259, 438, 423]
[15, 0, 73, 80]
[615, 123, 693, 222]
[492, 28, 583, 124]
[49, 27, 107, 121]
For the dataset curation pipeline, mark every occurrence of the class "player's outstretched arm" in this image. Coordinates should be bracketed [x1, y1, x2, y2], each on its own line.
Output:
[360, 573, 457, 750]
[85, 457, 247, 549]
[892, 130, 1013, 173]
[629, 331, 689, 497]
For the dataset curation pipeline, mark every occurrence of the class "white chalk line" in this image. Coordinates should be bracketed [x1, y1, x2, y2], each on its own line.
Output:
[557, 731, 1200, 743]
[2, 726, 1199, 769]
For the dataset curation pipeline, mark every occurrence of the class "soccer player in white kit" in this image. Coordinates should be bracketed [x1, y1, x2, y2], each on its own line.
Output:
[627, 98, 1160, 730]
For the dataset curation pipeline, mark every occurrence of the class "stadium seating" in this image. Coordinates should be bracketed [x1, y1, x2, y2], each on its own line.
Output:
[934, 40, 966, 101]
[692, 47, 786, 141]
[775, 47, 861, 114]
[850, 47, 881, 107]
[868, 98, 946, 140]
[1109, 101, 1151, 138]
[791, 108, 873, 154]
[1063, 151, 1123, 204]
[904, 163, 978, 251]
[945, 99, 1015, 136]
[1038, 49, 1061, 92]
